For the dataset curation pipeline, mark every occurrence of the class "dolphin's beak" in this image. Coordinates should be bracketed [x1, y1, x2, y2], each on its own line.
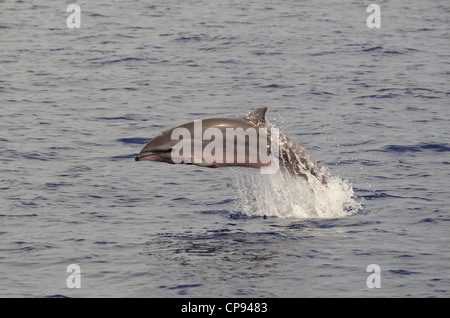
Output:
[135, 149, 173, 162]
[135, 152, 149, 161]
[135, 151, 157, 161]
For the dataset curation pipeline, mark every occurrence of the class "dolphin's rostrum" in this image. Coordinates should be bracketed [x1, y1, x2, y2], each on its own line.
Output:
[135, 108, 326, 185]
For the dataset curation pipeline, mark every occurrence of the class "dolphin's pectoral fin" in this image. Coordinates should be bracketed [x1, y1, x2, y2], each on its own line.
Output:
[245, 107, 267, 126]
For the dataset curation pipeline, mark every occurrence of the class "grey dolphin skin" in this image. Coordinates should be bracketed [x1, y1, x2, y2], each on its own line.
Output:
[135, 108, 326, 185]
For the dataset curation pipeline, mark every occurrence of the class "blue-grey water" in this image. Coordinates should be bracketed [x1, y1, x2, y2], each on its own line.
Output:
[1, 0, 449, 297]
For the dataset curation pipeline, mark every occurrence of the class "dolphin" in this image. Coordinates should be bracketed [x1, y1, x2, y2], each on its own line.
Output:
[135, 108, 327, 185]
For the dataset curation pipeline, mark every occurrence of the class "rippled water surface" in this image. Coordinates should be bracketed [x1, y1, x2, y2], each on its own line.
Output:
[1, 1, 449, 297]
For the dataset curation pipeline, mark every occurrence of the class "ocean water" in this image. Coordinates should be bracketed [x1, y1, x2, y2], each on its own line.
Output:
[1, 0, 449, 297]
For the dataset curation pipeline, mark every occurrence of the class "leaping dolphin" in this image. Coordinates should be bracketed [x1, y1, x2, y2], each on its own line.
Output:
[135, 107, 327, 185]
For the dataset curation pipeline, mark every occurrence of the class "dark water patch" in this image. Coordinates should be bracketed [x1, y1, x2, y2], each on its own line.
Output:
[339, 140, 377, 147]
[310, 89, 335, 96]
[20, 201, 38, 206]
[14, 242, 56, 252]
[104, 57, 144, 64]
[100, 87, 137, 91]
[417, 218, 436, 223]
[309, 51, 337, 57]
[360, 191, 402, 200]
[217, 59, 238, 64]
[229, 212, 269, 220]
[110, 154, 136, 160]
[45, 182, 72, 189]
[93, 241, 118, 245]
[389, 269, 420, 276]
[177, 36, 202, 42]
[414, 95, 440, 99]
[0, 214, 38, 217]
[205, 198, 235, 206]
[362, 46, 383, 52]
[384, 145, 421, 153]
[356, 87, 445, 100]
[252, 51, 282, 56]
[383, 50, 404, 55]
[359, 159, 382, 166]
[357, 93, 399, 99]
[22, 153, 50, 161]
[87, 195, 102, 199]
[80, 211, 109, 219]
[89, 12, 107, 17]
[261, 84, 284, 89]
[66, 165, 92, 173]
[172, 197, 191, 201]
[168, 283, 203, 290]
[350, 247, 374, 256]
[96, 115, 135, 121]
[159, 283, 204, 294]
[49, 146, 74, 151]
[361, 46, 413, 55]
[198, 209, 231, 217]
[383, 143, 450, 153]
[117, 137, 150, 144]
[406, 106, 425, 111]
[20, 246, 36, 252]
[173, 34, 206, 42]
[419, 143, 450, 152]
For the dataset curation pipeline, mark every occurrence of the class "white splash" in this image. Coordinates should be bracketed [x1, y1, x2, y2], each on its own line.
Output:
[231, 167, 361, 219]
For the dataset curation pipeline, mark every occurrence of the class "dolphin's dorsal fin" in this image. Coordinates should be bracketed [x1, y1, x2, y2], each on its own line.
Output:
[245, 107, 267, 126]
